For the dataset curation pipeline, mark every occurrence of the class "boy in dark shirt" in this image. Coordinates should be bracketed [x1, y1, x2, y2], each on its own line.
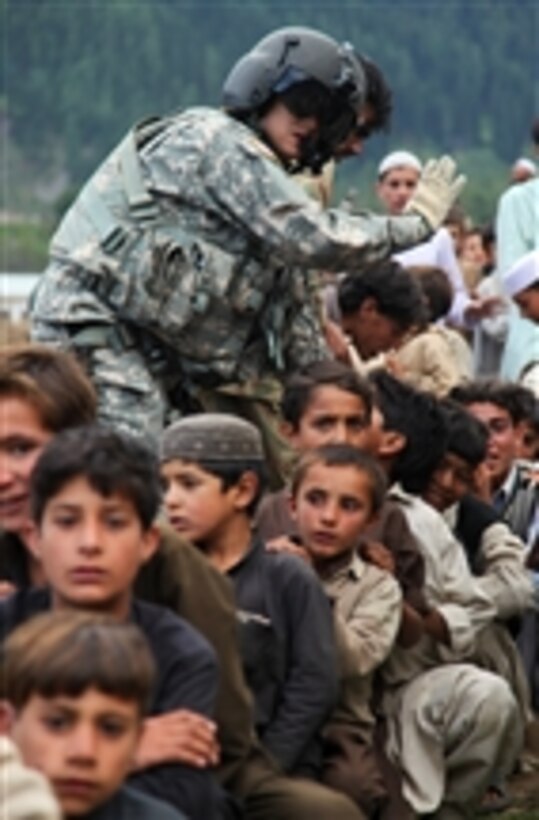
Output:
[0, 343, 256, 798]
[159, 413, 338, 779]
[0, 424, 222, 819]
[1, 610, 185, 820]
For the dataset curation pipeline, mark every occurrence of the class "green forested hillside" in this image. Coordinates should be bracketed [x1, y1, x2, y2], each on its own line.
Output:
[2, 0, 538, 228]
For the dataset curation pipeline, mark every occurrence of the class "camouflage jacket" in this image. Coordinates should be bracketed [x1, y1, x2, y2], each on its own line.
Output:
[32, 107, 431, 385]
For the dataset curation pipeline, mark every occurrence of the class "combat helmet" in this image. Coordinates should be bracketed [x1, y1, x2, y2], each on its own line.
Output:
[223, 27, 366, 172]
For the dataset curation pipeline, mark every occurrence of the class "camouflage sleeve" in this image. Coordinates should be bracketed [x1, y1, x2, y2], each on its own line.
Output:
[283, 270, 330, 371]
[201, 124, 431, 271]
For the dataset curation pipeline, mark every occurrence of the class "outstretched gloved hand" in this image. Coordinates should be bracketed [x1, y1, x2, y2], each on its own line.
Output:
[404, 155, 466, 230]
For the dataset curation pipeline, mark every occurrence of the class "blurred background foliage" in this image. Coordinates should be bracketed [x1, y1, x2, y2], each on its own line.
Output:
[1, 0, 537, 269]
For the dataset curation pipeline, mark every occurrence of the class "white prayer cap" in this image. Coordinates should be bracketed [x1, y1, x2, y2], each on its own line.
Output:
[512, 157, 537, 176]
[503, 250, 539, 297]
[378, 150, 422, 178]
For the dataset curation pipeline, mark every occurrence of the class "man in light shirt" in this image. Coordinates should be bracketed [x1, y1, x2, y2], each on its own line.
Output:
[376, 150, 499, 328]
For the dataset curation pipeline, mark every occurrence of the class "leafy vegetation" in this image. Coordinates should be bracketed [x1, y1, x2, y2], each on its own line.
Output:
[0, 222, 52, 272]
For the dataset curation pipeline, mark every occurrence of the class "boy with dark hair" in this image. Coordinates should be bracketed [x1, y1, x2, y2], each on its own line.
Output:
[337, 260, 427, 364]
[279, 359, 374, 446]
[449, 380, 539, 712]
[159, 412, 339, 782]
[411, 264, 472, 377]
[423, 400, 503, 559]
[367, 370, 523, 818]
[421, 400, 533, 721]
[257, 359, 427, 624]
[450, 378, 538, 543]
[0, 424, 223, 819]
[368, 369, 448, 495]
[289, 444, 402, 817]
[388, 264, 467, 398]
[1, 610, 185, 819]
[411, 263, 453, 321]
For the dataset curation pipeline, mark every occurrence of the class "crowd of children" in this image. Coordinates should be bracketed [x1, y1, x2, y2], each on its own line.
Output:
[1, 337, 538, 820]
[2, 18, 538, 814]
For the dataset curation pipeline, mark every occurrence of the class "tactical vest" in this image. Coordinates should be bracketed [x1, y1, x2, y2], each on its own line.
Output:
[45, 112, 300, 383]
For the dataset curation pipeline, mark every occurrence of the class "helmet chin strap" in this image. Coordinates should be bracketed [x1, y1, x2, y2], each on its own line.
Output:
[297, 132, 334, 174]
[242, 96, 356, 174]
[241, 106, 307, 172]
[249, 118, 297, 172]
[257, 129, 327, 174]
[297, 108, 356, 173]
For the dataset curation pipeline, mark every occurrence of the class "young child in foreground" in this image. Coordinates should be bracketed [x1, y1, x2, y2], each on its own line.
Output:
[289, 443, 403, 817]
[0, 424, 223, 819]
[0, 610, 185, 819]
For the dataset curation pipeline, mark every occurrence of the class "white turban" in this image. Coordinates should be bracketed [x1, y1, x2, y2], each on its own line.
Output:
[503, 250, 539, 297]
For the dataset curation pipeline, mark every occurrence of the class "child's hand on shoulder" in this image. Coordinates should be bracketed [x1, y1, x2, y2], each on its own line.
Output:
[359, 541, 395, 575]
[265, 536, 312, 565]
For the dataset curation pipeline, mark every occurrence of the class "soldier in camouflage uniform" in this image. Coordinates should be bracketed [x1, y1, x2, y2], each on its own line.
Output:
[31, 27, 464, 485]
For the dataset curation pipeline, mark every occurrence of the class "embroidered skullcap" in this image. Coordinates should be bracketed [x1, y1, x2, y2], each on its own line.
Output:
[503, 250, 539, 297]
[160, 413, 265, 464]
[378, 150, 422, 179]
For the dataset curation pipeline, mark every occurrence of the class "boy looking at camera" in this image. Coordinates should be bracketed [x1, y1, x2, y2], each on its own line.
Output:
[256, 359, 427, 627]
[289, 443, 402, 817]
[1, 610, 185, 819]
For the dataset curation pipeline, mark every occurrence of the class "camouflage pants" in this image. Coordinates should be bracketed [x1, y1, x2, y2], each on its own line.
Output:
[32, 321, 293, 487]
[32, 321, 169, 447]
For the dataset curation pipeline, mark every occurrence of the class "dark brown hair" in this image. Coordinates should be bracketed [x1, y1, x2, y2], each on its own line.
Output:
[1, 610, 155, 715]
[281, 360, 373, 431]
[31, 425, 162, 529]
[291, 443, 387, 515]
